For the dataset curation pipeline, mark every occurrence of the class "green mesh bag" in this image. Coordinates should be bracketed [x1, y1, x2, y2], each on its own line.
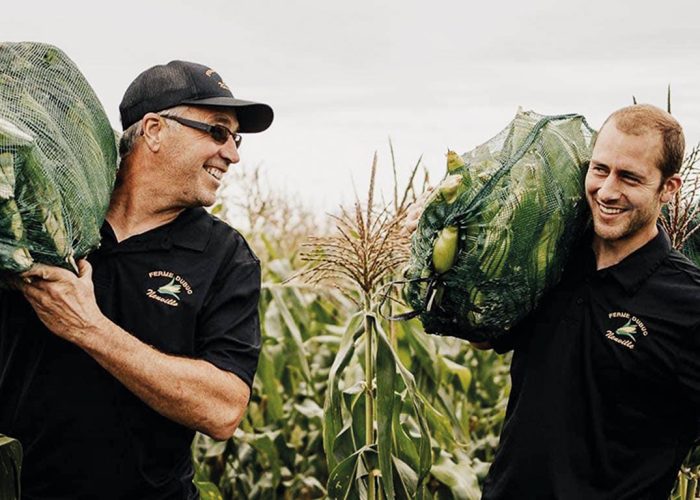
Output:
[0, 42, 117, 274]
[405, 110, 596, 343]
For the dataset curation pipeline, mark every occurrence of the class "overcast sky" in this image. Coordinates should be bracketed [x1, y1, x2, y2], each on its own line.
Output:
[4, 0, 700, 213]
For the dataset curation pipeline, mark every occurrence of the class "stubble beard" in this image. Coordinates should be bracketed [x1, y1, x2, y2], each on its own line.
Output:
[590, 197, 661, 244]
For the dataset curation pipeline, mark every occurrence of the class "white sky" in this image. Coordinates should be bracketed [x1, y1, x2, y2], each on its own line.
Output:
[4, 0, 700, 213]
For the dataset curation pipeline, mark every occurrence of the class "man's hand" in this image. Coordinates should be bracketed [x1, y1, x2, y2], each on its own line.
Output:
[21, 260, 107, 344]
[20, 259, 248, 439]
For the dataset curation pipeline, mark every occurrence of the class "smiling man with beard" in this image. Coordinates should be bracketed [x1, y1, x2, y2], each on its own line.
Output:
[0, 61, 273, 499]
[404, 104, 700, 498]
[478, 104, 700, 499]
[586, 106, 683, 268]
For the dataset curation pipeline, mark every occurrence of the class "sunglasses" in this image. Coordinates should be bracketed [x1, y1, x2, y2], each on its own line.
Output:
[160, 115, 242, 148]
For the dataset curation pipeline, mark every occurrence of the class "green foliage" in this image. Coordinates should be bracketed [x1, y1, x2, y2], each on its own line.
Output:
[199, 140, 700, 498]
[0, 434, 22, 500]
[192, 258, 345, 499]
[196, 161, 512, 498]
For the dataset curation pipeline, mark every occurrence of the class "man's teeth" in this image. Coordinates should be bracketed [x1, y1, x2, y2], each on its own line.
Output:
[599, 204, 624, 215]
[205, 167, 222, 180]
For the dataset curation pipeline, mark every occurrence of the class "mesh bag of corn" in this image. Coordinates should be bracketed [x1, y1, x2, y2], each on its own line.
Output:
[404, 110, 595, 343]
[0, 42, 117, 275]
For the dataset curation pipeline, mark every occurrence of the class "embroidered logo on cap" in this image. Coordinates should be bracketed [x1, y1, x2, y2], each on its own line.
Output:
[204, 68, 230, 90]
[145, 270, 193, 307]
[605, 312, 648, 350]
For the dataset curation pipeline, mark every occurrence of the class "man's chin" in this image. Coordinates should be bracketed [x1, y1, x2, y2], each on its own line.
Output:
[592, 220, 628, 242]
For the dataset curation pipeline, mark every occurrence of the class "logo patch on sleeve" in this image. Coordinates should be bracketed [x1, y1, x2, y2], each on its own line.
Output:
[145, 270, 193, 307]
[605, 312, 649, 350]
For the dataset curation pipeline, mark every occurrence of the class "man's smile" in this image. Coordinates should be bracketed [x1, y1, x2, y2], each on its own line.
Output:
[204, 165, 224, 181]
[595, 202, 627, 216]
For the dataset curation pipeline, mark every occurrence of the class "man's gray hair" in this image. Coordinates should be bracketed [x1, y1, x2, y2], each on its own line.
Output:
[118, 105, 190, 164]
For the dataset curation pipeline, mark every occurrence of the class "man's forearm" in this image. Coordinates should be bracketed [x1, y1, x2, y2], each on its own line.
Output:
[77, 316, 250, 440]
[20, 261, 251, 440]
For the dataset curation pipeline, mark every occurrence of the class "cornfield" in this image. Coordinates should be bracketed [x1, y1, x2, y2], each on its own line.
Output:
[191, 133, 700, 499]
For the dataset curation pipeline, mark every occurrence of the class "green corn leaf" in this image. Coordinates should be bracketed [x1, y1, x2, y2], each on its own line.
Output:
[431, 385, 470, 443]
[442, 357, 472, 392]
[281, 285, 312, 330]
[392, 455, 419, 498]
[416, 391, 457, 447]
[372, 315, 433, 494]
[257, 348, 284, 421]
[430, 452, 481, 500]
[194, 481, 224, 500]
[305, 335, 343, 346]
[401, 321, 438, 382]
[248, 432, 283, 489]
[333, 424, 357, 466]
[324, 312, 365, 472]
[397, 343, 413, 372]
[391, 395, 420, 471]
[327, 446, 373, 500]
[678, 473, 687, 500]
[262, 297, 285, 341]
[201, 438, 227, 458]
[688, 478, 697, 500]
[0, 435, 21, 500]
[293, 399, 324, 420]
[343, 383, 366, 449]
[376, 317, 397, 499]
[270, 288, 313, 385]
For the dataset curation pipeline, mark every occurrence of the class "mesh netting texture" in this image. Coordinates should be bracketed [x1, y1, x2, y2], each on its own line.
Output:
[405, 110, 596, 343]
[0, 42, 117, 275]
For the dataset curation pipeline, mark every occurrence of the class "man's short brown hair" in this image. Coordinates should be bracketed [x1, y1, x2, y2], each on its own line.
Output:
[600, 104, 685, 179]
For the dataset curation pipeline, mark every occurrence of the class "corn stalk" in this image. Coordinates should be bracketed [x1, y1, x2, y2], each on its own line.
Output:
[298, 153, 438, 499]
[660, 144, 700, 252]
[197, 156, 504, 499]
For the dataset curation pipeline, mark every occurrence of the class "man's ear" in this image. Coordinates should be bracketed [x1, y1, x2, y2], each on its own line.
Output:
[141, 113, 164, 152]
[660, 173, 682, 204]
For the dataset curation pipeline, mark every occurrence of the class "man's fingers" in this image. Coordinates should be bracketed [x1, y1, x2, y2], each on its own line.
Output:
[78, 259, 93, 280]
[20, 280, 44, 302]
[21, 264, 73, 283]
[22, 264, 55, 280]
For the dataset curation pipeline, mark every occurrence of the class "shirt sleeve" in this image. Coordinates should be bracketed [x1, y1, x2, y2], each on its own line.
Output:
[489, 312, 535, 354]
[195, 249, 262, 390]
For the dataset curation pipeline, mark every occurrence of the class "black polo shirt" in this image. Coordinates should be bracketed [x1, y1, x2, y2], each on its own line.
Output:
[0, 207, 261, 499]
[482, 227, 700, 500]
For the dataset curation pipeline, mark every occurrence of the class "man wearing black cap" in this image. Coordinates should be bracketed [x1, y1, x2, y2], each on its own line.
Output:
[0, 61, 273, 498]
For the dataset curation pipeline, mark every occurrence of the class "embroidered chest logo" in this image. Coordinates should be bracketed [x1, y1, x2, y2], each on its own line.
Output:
[145, 270, 193, 307]
[605, 312, 649, 350]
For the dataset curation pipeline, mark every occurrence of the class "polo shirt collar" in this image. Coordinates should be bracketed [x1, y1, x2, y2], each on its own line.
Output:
[100, 207, 212, 253]
[167, 207, 213, 252]
[602, 225, 672, 295]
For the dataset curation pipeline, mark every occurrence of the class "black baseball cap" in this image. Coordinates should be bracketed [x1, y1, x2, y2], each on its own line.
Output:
[119, 60, 274, 133]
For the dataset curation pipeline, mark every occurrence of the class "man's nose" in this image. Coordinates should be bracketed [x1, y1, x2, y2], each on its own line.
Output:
[597, 174, 621, 200]
[220, 135, 240, 165]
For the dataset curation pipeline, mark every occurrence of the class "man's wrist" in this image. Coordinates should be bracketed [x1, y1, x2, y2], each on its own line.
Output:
[75, 313, 114, 350]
